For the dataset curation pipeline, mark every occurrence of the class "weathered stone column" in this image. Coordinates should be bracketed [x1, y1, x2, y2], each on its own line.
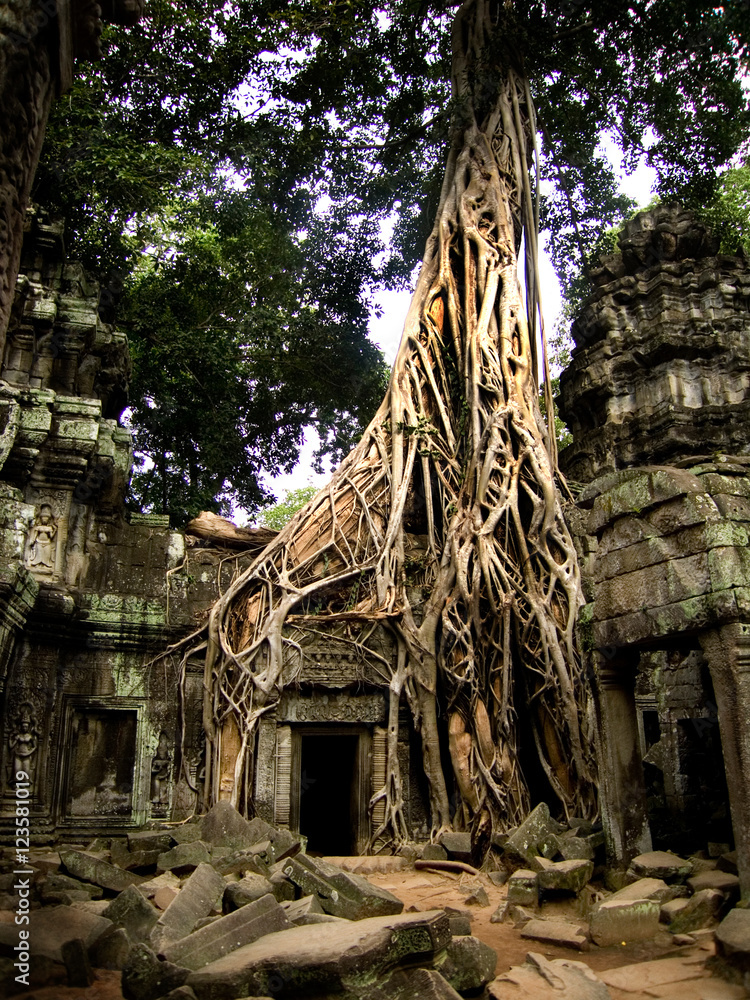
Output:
[699, 622, 750, 899]
[594, 656, 652, 867]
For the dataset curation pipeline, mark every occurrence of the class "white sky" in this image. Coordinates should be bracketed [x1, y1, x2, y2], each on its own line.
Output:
[260, 148, 658, 507]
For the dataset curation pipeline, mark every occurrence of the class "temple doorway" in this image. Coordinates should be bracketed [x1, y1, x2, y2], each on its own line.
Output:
[290, 726, 370, 856]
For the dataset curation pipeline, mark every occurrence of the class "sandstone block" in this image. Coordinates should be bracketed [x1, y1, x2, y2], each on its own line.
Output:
[589, 897, 660, 946]
[507, 869, 538, 907]
[0, 905, 112, 961]
[668, 888, 724, 934]
[244, 816, 302, 862]
[170, 823, 203, 845]
[103, 884, 159, 942]
[268, 870, 295, 901]
[660, 897, 689, 924]
[421, 843, 448, 861]
[520, 918, 589, 951]
[439, 832, 473, 864]
[122, 943, 190, 1000]
[157, 841, 212, 874]
[186, 909, 451, 999]
[436, 935, 497, 993]
[537, 858, 593, 894]
[162, 893, 291, 971]
[223, 874, 275, 913]
[151, 863, 225, 951]
[503, 803, 561, 868]
[716, 907, 750, 968]
[281, 894, 324, 924]
[128, 830, 175, 854]
[629, 850, 693, 883]
[211, 849, 270, 878]
[687, 869, 740, 896]
[62, 937, 96, 987]
[60, 849, 146, 892]
[88, 925, 132, 970]
[610, 877, 673, 904]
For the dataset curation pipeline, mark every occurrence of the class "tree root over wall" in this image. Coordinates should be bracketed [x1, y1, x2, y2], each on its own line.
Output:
[163, 0, 598, 853]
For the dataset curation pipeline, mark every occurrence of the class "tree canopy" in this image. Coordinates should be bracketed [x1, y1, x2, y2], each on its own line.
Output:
[36, 0, 749, 525]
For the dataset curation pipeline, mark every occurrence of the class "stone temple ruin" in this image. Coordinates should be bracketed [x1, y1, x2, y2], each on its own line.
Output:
[1, 202, 750, 908]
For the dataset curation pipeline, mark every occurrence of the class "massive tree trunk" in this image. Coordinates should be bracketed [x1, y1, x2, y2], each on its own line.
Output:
[169, 0, 598, 847]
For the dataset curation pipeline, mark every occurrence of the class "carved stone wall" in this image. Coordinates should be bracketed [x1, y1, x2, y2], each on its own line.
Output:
[560, 206, 750, 897]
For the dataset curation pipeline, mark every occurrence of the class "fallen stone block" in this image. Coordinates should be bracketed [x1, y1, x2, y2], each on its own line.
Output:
[211, 850, 270, 878]
[111, 840, 162, 871]
[521, 918, 589, 951]
[0, 905, 112, 961]
[503, 803, 562, 868]
[281, 894, 324, 923]
[60, 849, 146, 892]
[439, 831, 473, 864]
[718, 851, 738, 876]
[599, 955, 712, 993]
[629, 850, 693, 883]
[151, 863, 226, 951]
[41, 872, 104, 900]
[186, 909, 451, 999]
[552, 833, 595, 862]
[421, 843, 449, 861]
[374, 967, 463, 999]
[660, 897, 690, 924]
[462, 884, 490, 907]
[138, 872, 181, 898]
[170, 823, 203, 845]
[537, 858, 593, 894]
[716, 906, 750, 972]
[200, 802, 260, 853]
[62, 937, 96, 987]
[489, 951, 611, 999]
[103, 884, 160, 943]
[589, 897, 660, 947]
[72, 898, 112, 916]
[610, 877, 673, 904]
[157, 841, 212, 874]
[162, 893, 291, 970]
[28, 851, 62, 874]
[444, 907, 472, 936]
[687, 869, 740, 897]
[490, 902, 508, 924]
[668, 888, 724, 934]
[507, 869, 538, 907]
[128, 830, 175, 854]
[122, 942, 190, 1000]
[244, 815, 302, 862]
[435, 934, 497, 993]
[89, 924, 132, 970]
[488, 870, 509, 886]
[154, 886, 180, 911]
[268, 870, 295, 902]
[282, 854, 403, 920]
[223, 874, 275, 912]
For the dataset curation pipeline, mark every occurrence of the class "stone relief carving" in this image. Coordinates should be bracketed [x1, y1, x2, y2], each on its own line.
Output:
[24, 503, 57, 572]
[7, 701, 40, 792]
[278, 692, 386, 723]
[150, 730, 171, 814]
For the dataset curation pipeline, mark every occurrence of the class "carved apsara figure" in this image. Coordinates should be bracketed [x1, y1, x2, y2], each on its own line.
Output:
[150, 731, 171, 807]
[26, 504, 57, 571]
[8, 703, 39, 789]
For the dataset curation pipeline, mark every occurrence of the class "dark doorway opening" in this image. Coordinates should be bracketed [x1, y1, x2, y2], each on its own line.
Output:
[299, 733, 359, 855]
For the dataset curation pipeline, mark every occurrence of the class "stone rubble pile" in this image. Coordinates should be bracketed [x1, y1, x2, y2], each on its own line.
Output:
[0, 802, 497, 999]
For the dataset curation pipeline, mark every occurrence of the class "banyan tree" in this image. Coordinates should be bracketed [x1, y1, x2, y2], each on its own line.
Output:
[162, 0, 749, 849]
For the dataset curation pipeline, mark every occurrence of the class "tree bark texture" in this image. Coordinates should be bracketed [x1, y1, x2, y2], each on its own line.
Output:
[167, 0, 598, 848]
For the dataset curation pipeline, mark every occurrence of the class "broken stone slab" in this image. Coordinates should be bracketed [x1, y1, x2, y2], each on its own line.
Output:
[159, 989, 201, 1000]
[628, 851, 693, 883]
[154, 886, 180, 910]
[281, 894, 324, 924]
[268, 870, 295, 902]
[716, 907, 750, 971]
[439, 832, 473, 864]
[488, 870, 509, 886]
[138, 871, 182, 898]
[211, 849, 270, 879]
[170, 823, 204, 845]
[660, 898, 690, 924]
[60, 848, 147, 892]
[537, 858, 594, 895]
[41, 872, 104, 900]
[88, 924, 132, 970]
[687, 869, 741, 897]
[72, 898, 112, 916]
[589, 898, 660, 947]
[460, 883, 490, 907]
[243, 815, 302, 862]
[610, 877, 673, 904]
[718, 851, 738, 876]
[223, 874, 276, 913]
[111, 840, 162, 871]
[151, 863, 226, 952]
[62, 937, 96, 987]
[102, 883, 159, 943]
[488, 951, 611, 999]
[128, 830, 175, 854]
[503, 803, 562, 869]
[598, 955, 710, 993]
[372, 967, 463, 999]
[200, 802, 261, 853]
[157, 841, 212, 874]
[434, 934, 497, 993]
[122, 943, 190, 1000]
[282, 854, 403, 920]
[0, 905, 112, 961]
[162, 893, 292, 971]
[508, 905, 536, 928]
[668, 888, 725, 934]
[552, 833, 595, 862]
[186, 909, 451, 999]
[507, 869, 539, 907]
[444, 907, 472, 936]
[520, 918, 589, 951]
[421, 843, 449, 861]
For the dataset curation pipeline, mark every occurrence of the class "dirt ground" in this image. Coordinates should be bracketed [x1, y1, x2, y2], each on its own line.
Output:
[5, 863, 746, 1000]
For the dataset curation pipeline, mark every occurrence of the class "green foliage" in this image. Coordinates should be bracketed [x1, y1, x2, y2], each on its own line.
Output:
[257, 486, 318, 531]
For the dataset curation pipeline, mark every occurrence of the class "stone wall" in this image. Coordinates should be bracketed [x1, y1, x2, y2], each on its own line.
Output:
[559, 206, 750, 897]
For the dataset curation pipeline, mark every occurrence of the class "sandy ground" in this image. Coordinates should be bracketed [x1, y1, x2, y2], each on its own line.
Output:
[5, 863, 746, 1000]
